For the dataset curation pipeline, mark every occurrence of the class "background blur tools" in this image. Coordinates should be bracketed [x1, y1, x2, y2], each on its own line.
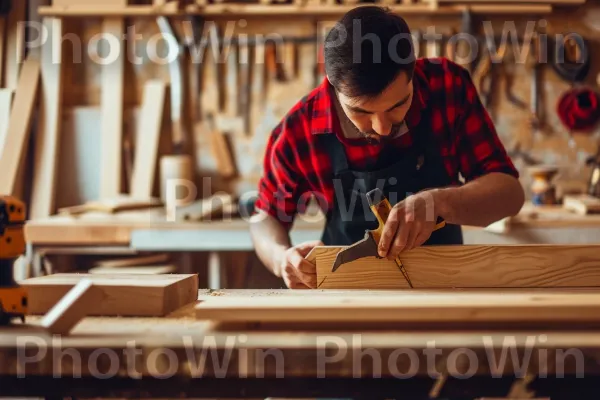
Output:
[331, 188, 445, 288]
[0, 195, 28, 325]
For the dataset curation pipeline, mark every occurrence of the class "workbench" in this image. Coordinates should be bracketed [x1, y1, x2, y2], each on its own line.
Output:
[2, 288, 600, 399]
[23, 202, 600, 285]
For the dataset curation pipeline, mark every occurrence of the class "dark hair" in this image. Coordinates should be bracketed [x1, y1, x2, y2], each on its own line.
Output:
[324, 6, 415, 98]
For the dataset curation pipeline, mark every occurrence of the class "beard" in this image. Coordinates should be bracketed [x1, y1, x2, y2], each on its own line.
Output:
[359, 123, 404, 144]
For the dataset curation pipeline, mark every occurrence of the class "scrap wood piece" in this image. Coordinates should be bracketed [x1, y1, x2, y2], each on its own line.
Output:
[195, 291, 600, 324]
[95, 253, 170, 268]
[100, 17, 125, 198]
[22, 273, 199, 316]
[175, 192, 235, 221]
[0, 56, 41, 194]
[89, 265, 176, 275]
[30, 17, 64, 219]
[40, 278, 105, 335]
[0, 89, 12, 153]
[563, 194, 600, 215]
[308, 244, 600, 289]
[57, 196, 162, 216]
[207, 114, 237, 179]
[130, 80, 173, 198]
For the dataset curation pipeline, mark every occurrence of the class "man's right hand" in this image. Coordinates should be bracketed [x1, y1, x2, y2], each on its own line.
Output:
[278, 240, 323, 289]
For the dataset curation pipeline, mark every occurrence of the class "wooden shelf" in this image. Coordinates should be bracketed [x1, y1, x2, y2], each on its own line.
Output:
[38, 3, 554, 17]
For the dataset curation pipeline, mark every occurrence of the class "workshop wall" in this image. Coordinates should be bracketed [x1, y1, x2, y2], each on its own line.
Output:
[49, 1, 600, 209]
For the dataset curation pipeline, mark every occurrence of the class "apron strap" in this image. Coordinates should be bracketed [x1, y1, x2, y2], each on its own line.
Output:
[318, 134, 349, 175]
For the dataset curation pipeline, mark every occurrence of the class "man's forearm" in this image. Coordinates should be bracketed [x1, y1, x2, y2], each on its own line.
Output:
[249, 211, 292, 276]
[434, 172, 525, 227]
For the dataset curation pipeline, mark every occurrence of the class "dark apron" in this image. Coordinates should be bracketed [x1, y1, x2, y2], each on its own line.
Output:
[319, 109, 463, 246]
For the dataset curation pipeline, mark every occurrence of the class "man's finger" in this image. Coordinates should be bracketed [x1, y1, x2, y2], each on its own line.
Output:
[297, 240, 324, 257]
[379, 207, 402, 257]
[404, 222, 420, 251]
[389, 221, 411, 259]
[297, 259, 317, 275]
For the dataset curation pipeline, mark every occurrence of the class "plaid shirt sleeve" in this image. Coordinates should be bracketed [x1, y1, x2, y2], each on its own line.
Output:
[254, 113, 307, 230]
[452, 64, 519, 182]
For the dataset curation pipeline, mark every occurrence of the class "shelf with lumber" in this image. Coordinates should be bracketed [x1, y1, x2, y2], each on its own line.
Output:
[38, 2, 556, 17]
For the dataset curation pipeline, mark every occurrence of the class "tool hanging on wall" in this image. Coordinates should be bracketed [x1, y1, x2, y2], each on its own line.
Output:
[526, 25, 545, 134]
[501, 41, 528, 110]
[551, 33, 591, 84]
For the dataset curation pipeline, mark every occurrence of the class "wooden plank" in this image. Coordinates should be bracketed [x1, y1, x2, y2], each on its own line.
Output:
[89, 265, 176, 274]
[0, 89, 12, 153]
[57, 196, 162, 215]
[100, 17, 125, 198]
[40, 279, 105, 335]
[195, 291, 600, 324]
[309, 244, 600, 289]
[22, 273, 199, 316]
[130, 80, 173, 198]
[94, 253, 170, 268]
[3, 0, 25, 90]
[0, 56, 41, 194]
[30, 18, 64, 219]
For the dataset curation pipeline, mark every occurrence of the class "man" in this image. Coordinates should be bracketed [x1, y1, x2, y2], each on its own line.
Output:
[249, 5, 525, 289]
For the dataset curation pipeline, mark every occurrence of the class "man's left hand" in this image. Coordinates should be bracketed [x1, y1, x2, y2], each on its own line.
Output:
[377, 190, 442, 259]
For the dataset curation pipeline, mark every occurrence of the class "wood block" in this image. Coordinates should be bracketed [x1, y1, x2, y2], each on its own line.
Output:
[563, 194, 600, 215]
[40, 278, 105, 335]
[100, 17, 125, 198]
[130, 80, 173, 198]
[0, 56, 41, 194]
[308, 244, 600, 289]
[30, 18, 64, 219]
[22, 273, 199, 316]
[195, 291, 600, 324]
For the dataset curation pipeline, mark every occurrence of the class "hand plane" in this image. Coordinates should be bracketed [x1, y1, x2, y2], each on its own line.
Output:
[331, 188, 445, 288]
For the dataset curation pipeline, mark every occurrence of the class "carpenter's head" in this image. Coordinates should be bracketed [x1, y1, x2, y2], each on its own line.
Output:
[324, 6, 416, 141]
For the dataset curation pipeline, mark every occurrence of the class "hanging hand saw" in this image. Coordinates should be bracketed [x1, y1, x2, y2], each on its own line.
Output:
[331, 188, 445, 288]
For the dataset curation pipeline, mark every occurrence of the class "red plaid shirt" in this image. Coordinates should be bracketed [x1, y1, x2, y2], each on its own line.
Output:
[255, 58, 519, 229]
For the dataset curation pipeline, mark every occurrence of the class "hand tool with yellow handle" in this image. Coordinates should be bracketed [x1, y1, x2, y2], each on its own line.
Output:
[331, 188, 445, 288]
[0, 195, 28, 325]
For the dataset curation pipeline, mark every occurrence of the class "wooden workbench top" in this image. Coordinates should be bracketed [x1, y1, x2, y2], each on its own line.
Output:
[3, 288, 600, 380]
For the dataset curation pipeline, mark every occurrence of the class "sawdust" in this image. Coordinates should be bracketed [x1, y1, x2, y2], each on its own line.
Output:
[209, 291, 225, 296]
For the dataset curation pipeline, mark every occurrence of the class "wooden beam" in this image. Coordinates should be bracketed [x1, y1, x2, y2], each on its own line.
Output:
[0, 56, 41, 194]
[30, 18, 64, 219]
[130, 80, 173, 198]
[3, 0, 25, 90]
[309, 244, 600, 289]
[100, 17, 125, 197]
[195, 291, 600, 324]
[22, 273, 199, 316]
[40, 279, 105, 335]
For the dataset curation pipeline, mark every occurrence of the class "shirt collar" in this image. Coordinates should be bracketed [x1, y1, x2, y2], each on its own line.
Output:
[309, 61, 430, 136]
